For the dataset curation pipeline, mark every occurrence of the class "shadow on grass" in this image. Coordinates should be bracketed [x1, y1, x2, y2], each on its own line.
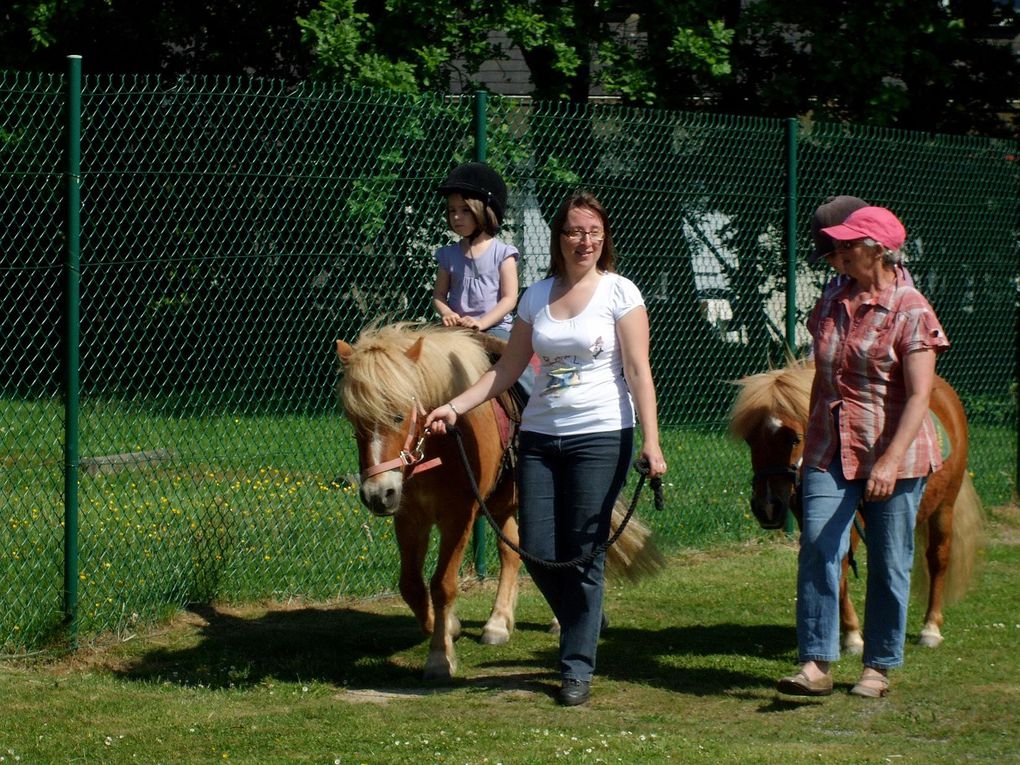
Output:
[598, 622, 797, 696]
[113, 605, 797, 699]
[113, 605, 562, 695]
[115, 603, 426, 690]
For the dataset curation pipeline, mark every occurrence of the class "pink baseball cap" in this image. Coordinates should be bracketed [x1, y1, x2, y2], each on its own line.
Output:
[821, 206, 906, 251]
[809, 195, 869, 262]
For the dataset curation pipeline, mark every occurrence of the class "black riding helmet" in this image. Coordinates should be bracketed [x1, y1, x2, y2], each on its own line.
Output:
[436, 162, 507, 225]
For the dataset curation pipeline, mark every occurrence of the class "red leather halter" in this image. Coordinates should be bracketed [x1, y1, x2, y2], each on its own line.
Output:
[359, 398, 443, 481]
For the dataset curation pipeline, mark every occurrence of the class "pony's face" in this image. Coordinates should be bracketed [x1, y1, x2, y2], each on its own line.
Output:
[745, 414, 804, 530]
[350, 407, 422, 516]
[336, 336, 433, 517]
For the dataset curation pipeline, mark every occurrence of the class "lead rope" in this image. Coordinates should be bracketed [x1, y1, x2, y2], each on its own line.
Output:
[848, 515, 867, 578]
[450, 426, 663, 570]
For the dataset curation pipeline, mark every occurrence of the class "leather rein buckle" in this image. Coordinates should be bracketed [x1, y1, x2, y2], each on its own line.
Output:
[360, 399, 443, 481]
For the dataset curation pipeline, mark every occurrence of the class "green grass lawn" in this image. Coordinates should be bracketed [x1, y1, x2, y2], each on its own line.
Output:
[1, 505, 1017, 764]
[2, 394, 1015, 653]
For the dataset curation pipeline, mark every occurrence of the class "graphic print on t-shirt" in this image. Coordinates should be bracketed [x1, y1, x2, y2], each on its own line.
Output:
[540, 335, 607, 397]
[542, 356, 581, 396]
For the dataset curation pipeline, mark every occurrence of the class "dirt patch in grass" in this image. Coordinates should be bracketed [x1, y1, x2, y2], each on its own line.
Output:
[987, 503, 1020, 544]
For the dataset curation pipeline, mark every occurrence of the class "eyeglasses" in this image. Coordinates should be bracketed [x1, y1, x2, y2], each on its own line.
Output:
[561, 228, 605, 243]
[834, 240, 865, 251]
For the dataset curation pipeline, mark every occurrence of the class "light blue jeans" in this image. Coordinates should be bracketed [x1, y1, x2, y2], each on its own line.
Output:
[797, 457, 926, 669]
[517, 428, 633, 682]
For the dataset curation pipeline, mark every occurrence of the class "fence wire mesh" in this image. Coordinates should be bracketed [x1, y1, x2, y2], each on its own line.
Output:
[1, 68, 1016, 652]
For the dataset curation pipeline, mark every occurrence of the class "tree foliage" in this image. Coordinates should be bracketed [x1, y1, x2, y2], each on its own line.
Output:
[725, 0, 1020, 136]
[0, 0, 319, 79]
[1, 1, 1016, 132]
[295, 0, 1019, 136]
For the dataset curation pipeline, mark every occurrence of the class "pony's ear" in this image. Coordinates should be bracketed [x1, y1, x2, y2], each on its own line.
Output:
[335, 339, 354, 364]
[405, 337, 425, 362]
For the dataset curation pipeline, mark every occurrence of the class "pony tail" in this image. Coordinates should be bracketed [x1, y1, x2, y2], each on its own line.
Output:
[605, 497, 665, 582]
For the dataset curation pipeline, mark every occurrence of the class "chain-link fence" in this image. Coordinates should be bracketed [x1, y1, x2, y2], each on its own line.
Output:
[2, 62, 1017, 652]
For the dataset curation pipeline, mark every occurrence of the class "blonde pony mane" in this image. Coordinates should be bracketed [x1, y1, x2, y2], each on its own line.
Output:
[729, 360, 814, 440]
[338, 322, 492, 427]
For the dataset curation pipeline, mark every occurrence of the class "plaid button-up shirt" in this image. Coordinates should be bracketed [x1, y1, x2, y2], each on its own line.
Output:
[804, 272, 950, 480]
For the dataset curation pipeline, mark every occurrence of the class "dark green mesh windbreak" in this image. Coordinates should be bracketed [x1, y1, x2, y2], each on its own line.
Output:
[2, 67, 1016, 651]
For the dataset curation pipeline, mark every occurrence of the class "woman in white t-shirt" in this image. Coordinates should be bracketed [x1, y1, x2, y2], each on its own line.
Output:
[425, 190, 666, 707]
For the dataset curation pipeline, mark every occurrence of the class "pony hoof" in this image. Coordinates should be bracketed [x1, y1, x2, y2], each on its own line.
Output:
[548, 618, 561, 636]
[423, 655, 456, 681]
[843, 631, 864, 656]
[480, 626, 511, 645]
[918, 628, 944, 648]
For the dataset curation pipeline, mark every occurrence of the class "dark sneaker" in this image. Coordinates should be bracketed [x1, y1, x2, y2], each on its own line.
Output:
[558, 678, 591, 707]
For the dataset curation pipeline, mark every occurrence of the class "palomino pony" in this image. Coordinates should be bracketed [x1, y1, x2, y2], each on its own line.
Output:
[336, 321, 661, 680]
[729, 360, 983, 652]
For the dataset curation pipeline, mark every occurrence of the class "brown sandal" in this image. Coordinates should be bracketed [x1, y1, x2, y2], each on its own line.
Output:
[850, 673, 890, 698]
[778, 670, 833, 696]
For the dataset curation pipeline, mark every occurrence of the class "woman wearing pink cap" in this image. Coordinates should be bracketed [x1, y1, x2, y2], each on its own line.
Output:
[778, 206, 950, 699]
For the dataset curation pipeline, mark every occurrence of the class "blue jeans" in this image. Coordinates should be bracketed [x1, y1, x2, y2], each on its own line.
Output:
[797, 457, 926, 669]
[516, 428, 633, 682]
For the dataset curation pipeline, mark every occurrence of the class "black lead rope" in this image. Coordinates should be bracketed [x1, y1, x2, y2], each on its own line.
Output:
[848, 515, 867, 578]
[450, 427, 663, 570]
[853, 515, 867, 546]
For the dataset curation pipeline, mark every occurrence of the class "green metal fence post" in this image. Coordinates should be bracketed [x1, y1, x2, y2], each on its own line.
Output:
[474, 90, 488, 163]
[471, 90, 489, 578]
[784, 117, 798, 356]
[63, 55, 83, 644]
[784, 117, 798, 536]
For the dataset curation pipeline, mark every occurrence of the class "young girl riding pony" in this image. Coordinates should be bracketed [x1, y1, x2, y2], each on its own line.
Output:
[433, 162, 533, 398]
[433, 162, 520, 340]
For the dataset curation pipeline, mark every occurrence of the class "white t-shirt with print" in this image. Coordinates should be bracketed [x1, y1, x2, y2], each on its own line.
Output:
[516, 272, 645, 436]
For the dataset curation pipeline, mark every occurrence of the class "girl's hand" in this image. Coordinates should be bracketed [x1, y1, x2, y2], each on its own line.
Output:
[441, 314, 461, 327]
[458, 316, 482, 330]
[424, 404, 458, 435]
